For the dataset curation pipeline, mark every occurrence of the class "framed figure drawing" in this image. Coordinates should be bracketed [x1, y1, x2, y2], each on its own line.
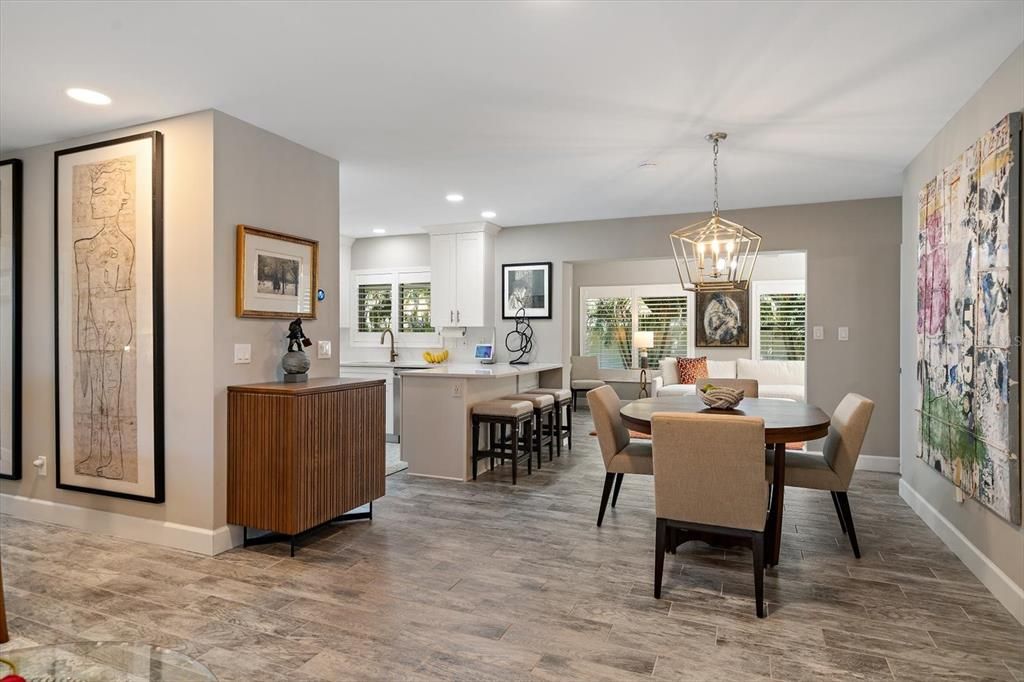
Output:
[236, 225, 319, 319]
[502, 262, 552, 319]
[696, 287, 749, 347]
[54, 132, 164, 502]
[0, 159, 22, 480]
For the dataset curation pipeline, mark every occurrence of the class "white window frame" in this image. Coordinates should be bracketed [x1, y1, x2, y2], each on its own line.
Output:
[750, 279, 806, 362]
[351, 267, 440, 347]
[578, 284, 695, 381]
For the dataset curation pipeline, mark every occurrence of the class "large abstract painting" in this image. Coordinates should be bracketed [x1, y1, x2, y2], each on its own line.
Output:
[917, 113, 1021, 525]
[696, 286, 749, 347]
[55, 132, 164, 502]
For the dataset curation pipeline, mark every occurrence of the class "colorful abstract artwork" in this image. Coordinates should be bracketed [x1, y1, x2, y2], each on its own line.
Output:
[917, 113, 1021, 525]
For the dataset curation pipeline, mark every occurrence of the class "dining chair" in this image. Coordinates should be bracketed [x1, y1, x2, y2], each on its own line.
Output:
[765, 393, 874, 558]
[699, 378, 759, 397]
[587, 385, 652, 526]
[571, 355, 606, 411]
[651, 412, 769, 618]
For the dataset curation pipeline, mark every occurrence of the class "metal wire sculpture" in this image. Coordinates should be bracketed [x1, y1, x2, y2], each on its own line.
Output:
[505, 307, 534, 365]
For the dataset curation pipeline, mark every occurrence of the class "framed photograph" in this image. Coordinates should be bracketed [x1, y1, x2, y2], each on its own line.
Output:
[696, 286, 749, 347]
[1, 159, 23, 480]
[236, 224, 318, 319]
[503, 261, 552, 319]
[55, 132, 164, 502]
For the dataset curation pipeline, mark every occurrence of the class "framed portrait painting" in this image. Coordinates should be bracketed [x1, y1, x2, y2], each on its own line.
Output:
[502, 261, 552, 319]
[696, 286, 749, 347]
[0, 158, 23, 480]
[54, 132, 164, 502]
[236, 224, 319, 319]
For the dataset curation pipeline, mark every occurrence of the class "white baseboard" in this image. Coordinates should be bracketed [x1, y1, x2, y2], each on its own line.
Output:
[899, 480, 1024, 625]
[0, 493, 239, 556]
[856, 455, 901, 473]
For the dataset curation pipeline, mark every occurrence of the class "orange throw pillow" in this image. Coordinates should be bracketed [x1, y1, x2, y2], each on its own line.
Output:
[676, 356, 709, 385]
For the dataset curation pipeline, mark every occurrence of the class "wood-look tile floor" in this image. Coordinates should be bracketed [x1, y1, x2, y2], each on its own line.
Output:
[3, 410, 1022, 681]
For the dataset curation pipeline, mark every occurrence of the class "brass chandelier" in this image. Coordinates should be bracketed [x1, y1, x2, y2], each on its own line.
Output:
[670, 132, 762, 291]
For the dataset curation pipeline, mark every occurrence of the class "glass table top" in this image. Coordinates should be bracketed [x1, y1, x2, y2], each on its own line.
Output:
[1, 642, 217, 681]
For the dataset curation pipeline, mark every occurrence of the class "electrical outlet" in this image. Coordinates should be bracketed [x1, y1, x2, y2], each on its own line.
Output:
[32, 455, 47, 477]
[838, 326, 849, 342]
[317, 340, 332, 359]
[234, 343, 252, 364]
[452, 382, 463, 398]
[812, 326, 824, 340]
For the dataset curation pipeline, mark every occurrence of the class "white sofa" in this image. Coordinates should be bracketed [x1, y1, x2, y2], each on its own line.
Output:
[651, 358, 805, 401]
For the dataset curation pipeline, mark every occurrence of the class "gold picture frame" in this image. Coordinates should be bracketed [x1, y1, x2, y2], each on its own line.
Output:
[236, 224, 319, 319]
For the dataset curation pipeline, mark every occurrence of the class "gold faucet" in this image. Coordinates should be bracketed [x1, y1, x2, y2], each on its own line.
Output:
[380, 328, 398, 363]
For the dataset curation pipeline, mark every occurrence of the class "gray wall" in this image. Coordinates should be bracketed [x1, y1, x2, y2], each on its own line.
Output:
[496, 198, 901, 458]
[0, 109, 341, 536]
[900, 45, 1024, 595]
[350, 198, 901, 456]
[1, 111, 219, 529]
[211, 111, 340, 528]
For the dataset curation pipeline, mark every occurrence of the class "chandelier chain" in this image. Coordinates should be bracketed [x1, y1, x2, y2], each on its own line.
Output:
[712, 138, 720, 217]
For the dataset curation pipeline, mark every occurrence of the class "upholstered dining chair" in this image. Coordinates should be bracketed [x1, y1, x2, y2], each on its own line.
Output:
[765, 393, 874, 558]
[652, 412, 769, 618]
[699, 378, 759, 397]
[587, 385, 652, 526]
[571, 355, 606, 411]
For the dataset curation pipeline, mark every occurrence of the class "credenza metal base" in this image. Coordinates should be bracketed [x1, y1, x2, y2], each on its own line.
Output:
[241, 502, 373, 557]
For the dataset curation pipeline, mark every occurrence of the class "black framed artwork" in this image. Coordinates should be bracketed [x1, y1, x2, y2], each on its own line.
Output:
[502, 261, 552, 319]
[696, 286, 749, 348]
[54, 132, 165, 503]
[0, 159, 23, 480]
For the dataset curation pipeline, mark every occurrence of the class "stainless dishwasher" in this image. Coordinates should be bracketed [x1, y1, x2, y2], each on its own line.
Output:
[389, 367, 403, 443]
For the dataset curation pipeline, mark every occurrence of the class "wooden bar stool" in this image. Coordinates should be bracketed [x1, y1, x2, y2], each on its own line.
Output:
[505, 393, 555, 468]
[527, 387, 572, 455]
[472, 399, 534, 484]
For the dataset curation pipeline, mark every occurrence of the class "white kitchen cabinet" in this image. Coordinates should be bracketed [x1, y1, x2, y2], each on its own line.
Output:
[428, 225, 496, 329]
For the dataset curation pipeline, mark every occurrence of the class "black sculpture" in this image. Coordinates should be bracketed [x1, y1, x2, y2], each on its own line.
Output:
[286, 318, 312, 352]
[505, 307, 534, 365]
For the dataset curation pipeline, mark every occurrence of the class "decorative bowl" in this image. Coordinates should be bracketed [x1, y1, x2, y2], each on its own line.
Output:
[699, 384, 744, 410]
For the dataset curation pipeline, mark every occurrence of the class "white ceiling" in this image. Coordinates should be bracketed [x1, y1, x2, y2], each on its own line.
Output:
[2, 1, 1022, 237]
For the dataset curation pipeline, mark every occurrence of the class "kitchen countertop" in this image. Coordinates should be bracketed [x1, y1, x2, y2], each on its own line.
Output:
[400, 362, 562, 379]
[339, 360, 433, 369]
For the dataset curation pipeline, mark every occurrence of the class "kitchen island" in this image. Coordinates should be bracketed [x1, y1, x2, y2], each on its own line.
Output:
[400, 362, 563, 480]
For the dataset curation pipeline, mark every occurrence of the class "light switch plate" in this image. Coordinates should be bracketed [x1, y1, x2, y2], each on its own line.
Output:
[317, 340, 332, 359]
[838, 327, 849, 341]
[233, 343, 252, 364]
[812, 326, 824, 340]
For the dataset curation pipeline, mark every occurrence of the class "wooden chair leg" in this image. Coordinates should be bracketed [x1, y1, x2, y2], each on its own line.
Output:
[554, 406, 562, 456]
[597, 472, 615, 526]
[831, 491, 847, 534]
[547, 411, 554, 460]
[472, 419, 480, 480]
[752, 532, 765, 618]
[611, 472, 624, 507]
[836, 492, 860, 558]
[533, 413, 542, 470]
[566, 403, 573, 450]
[511, 420, 519, 485]
[654, 519, 666, 599]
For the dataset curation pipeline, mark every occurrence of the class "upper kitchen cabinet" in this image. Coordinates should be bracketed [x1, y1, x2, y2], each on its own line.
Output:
[427, 222, 499, 329]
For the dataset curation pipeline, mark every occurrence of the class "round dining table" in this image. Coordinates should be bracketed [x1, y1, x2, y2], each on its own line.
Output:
[620, 395, 831, 566]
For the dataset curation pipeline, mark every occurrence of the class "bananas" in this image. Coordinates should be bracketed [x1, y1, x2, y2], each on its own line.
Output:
[422, 349, 449, 364]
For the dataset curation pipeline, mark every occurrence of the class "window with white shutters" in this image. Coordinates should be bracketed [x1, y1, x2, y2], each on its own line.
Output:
[753, 281, 806, 361]
[352, 269, 438, 345]
[580, 285, 694, 371]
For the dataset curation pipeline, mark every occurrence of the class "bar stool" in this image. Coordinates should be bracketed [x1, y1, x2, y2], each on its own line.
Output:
[472, 399, 534, 484]
[504, 393, 556, 468]
[526, 387, 572, 454]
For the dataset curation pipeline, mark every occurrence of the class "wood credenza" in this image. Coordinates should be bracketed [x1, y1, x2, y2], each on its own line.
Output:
[227, 378, 386, 552]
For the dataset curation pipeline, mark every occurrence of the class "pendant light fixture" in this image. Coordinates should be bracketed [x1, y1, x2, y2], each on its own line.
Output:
[670, 132, 762, 291]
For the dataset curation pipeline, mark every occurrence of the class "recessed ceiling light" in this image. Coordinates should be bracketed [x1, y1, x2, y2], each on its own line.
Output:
[66, 88, 112, 105]
[445, 193, 464, 203]
[372, 227, 387, 234]
[481, 211, 497, 219]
